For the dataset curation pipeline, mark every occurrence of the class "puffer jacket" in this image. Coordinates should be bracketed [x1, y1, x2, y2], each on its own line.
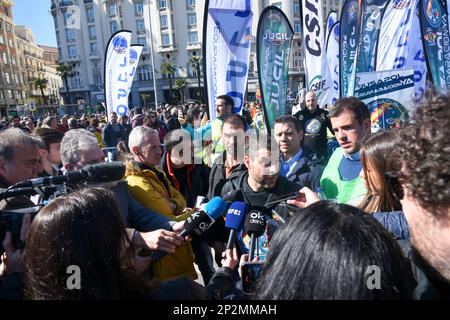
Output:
[125, 161, 197, 281]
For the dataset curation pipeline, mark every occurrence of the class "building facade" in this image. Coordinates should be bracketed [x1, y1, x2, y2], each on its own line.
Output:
[40, 45, 64, 107]
[0, 0, 27, 118]
[51, 0, 340, 107]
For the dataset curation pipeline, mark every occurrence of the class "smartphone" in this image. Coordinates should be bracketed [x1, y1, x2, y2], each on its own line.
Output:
[241, 261, 264, 294]
[265, 191, 299, 206]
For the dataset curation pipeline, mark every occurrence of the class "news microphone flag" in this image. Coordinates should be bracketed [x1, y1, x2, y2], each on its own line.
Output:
[225, 201, 248, 250]
[148, 197, 227, 262]
[204, 0, 253, 119]
[104, 30, 132, 117]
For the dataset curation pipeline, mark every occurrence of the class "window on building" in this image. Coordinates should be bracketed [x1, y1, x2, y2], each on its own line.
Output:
[63, 12, 73, 25]
[87, 6, 95, 22]
[110, 21, 120, 33]
[160, 15, 168, 29]
[8, 39, 13, 48]
[56, 31, 60, 46]
[273, 2, 282, 9]
[294, 23, 301, 33]
[135, 2, 144, 15]
[90, 42, 98, 55]
[54, 16, 58, 29]
[2, 52, 7, 64]
[137, 36, 147, 48]
[6, 90, 12, 99]
[66, 29, 76, 42]
[159, 0, 167, 9]
[136, 19, 145, 33]
[89, 25, 96, 39]
[187, 13, 197, 27]
[0, 35, 3, 44]
[188, 31, 198, 43]
[0, 90, 3, 99]
[11, 56, 16, 66]
[186, 0, 195, 8]
[161, 33, 170, 46]
[68, 45, 77, 57]
[5, 72, 10, 84]
[94, 70, 102, 85]
[294, 3, 300, 15]
[138, 65, 152, 81]
[0, 21, 3, 30]
[108, 3, 117, 17]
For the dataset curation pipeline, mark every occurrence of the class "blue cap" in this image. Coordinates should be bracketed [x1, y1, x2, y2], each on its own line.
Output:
[225, 201, 247, 230]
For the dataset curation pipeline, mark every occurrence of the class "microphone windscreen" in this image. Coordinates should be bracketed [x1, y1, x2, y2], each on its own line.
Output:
[204, 197, 228, 219]
[245, 210, 266, 237]
[183, 210, 215, 236]
[83, 162, 126, 183]
[222, 189, 244, 202]
[225, 201, 247, 230]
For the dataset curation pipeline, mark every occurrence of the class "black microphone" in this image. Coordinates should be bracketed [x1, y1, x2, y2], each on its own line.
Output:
[146, 197, 228, 261]
[12, 162, 126, 188]
[225, 201, 247, 250]
[244, 209, 266, 261]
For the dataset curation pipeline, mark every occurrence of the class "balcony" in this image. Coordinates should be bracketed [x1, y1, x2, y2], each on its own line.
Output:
[186, 42, 201, 51]
[67, 55, 81, 62]
[89, 52, 100, 60]
[59, 1, 77, 8]
[158, 44, 177, 54]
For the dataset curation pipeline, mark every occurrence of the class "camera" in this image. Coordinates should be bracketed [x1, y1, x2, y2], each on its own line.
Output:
[0, 210, 38, 254]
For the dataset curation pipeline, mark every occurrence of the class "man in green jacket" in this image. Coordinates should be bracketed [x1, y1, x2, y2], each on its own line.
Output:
[320, 97, 371, 205]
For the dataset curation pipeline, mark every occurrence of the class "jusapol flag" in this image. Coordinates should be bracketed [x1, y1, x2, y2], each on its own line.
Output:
[104, 30, 132, 116]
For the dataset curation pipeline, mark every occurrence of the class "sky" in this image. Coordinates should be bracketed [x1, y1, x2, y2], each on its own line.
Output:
[12, 0, 57, 47]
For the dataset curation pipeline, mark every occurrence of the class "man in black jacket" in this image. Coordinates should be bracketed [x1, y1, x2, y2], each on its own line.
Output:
[221, 132, 301, 222]
[294, 91, 333, 161]
[274, 115, 324, 191]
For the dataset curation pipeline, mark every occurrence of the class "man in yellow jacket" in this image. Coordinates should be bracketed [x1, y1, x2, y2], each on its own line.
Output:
[126, 126, 197, 281]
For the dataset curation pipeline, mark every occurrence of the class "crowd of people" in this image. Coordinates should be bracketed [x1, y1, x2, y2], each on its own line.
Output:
[0, 91, 448, 300]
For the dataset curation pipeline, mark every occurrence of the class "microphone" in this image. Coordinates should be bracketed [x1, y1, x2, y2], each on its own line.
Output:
[12, 162, 126, 188]
[147, 197, 228, 261]
[225, 201, 247, 250]
[245, 209, 266, 261]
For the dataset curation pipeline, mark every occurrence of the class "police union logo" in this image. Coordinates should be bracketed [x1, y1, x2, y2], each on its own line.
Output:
[129, 48, 138, 64]
[113, 35, 128, 54]
[368, 98, 409, 133]
[392, 0, 411, 9]
[305, 118, 322, 134]
[423, 0, 441, 28]
[347, 1, 359, 21]
[424, 30, 437, 45]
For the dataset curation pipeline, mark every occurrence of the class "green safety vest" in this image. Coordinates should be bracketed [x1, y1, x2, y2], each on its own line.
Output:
[320, 147, 367, 205]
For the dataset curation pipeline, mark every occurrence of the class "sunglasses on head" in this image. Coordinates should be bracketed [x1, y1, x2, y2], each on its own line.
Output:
[384, 171, 404, 201]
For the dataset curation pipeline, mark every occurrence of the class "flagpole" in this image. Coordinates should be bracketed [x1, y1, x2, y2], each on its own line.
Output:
[148, 0, 159, 108]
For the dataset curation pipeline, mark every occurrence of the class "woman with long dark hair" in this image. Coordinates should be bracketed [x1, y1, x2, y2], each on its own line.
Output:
[144, 111, 168, 143]
[358, 130, 403, 213]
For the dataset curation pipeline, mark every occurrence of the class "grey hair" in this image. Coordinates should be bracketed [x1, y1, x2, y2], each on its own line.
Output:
[128, 126, 156, 155]
[0, 128, 43, 162]
[60, 129, 99, 165]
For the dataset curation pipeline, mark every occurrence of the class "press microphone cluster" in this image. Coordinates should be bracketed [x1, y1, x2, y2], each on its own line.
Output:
[148, 197, 228, 261]
[225, 201, 248, 250]
[11, 162, 126, 189]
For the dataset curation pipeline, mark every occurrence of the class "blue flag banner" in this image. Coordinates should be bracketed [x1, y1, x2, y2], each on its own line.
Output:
[204, 0, 253, 120]
[104, 30, 132, 116]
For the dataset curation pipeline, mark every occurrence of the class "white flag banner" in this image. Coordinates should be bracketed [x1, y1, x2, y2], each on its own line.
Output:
[355, 69, 415, 133]
[301, 0, 333, 107]
[204, 0, 253, 120]
[104, 30, 132, 116]
[127, 45, 143, 96]
[325, 11, 338, 45]
[326, 21, 340, 106]
[376, 0, 418, 71]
